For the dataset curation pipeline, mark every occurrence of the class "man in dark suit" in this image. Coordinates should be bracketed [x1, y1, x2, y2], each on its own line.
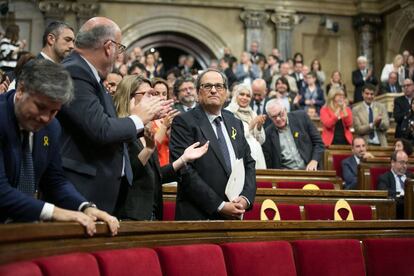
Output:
[0, 60, 118, 235]
[290, 62, 306, 92]
[57, 17, 170, 214]
[170, 69, 256, 220]
[380, 72, 402, 94]
[37, 21, 75, 63]
[393, 78, 414, 138]
[352, 56, 378, 103]
[172, 75, 197, 112]
[378, 150, 413, 219]
[262, 99, 324, 170]
[342, 137, 374, 190]
[250, 78, 272, 128]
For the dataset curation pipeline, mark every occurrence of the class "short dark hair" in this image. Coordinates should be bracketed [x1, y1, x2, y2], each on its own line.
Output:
[362, 83, 376, 93]
[173, 74, 195, 96]
[351, 136, 365, 146]
[195, 69, 228, 91]
[128, 61, 146, 75]
[275, 76, 290, 92]
[395, 138, 413, 156]
[42, 21, 74, 47]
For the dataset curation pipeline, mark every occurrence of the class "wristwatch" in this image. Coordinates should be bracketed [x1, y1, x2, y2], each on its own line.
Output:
[80, 202, 97, 212]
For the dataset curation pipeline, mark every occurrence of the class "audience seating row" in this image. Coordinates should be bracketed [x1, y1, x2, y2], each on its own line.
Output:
[1, 238, 413, 276]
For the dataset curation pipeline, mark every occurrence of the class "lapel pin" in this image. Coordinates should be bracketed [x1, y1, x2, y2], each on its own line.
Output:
[231, 127, 237, 140]
[43, 136, 49, 146]
[294, 132, 299, 138]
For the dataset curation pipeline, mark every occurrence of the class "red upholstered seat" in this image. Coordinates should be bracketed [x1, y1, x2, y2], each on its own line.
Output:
[0, 261, 42, 276]
[277, 181, 335, 189]
[155, 244, 227, 276]
[364, 238, 414, 276]
[221, 241, 297, 276]
[244, 202, 301, 220]
[35, 253, 100, 276]
[370, 167, 389, 190]
[256, 181, 273, 188]
[162, 201, 176, 221]
[292, 239, 366, 276]
[332, 153, 352, 179]
[304, 204, 372, 220]
[94, 248, 162, 276]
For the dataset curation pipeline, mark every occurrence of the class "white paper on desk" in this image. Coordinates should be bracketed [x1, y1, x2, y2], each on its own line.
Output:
[225, 158, 245, 201]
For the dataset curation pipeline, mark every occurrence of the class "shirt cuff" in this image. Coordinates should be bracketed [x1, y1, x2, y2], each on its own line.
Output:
[129, 115, 144, 133]
[217, 201, 225, 212]
[240, 195, 251, 208]
[40, 203, 55, 221]
[78, 201, 90, 212]
[369, 122, 374, 129]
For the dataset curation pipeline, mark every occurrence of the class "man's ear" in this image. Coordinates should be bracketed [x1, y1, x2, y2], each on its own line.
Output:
[15, 83, 24, 101]
[47, 33, 55, 46]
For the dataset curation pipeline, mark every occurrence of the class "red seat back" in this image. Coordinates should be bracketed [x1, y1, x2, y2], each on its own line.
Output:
[94, 248, 162, 276]
[244, 202, 301, 220]
[256, 181, 273, 188]
[333, 153, 352, 178]
[304, 204, 372, 220]
[0, 261, 42, 276]
[364, 238, 414, 276]
[221, 241, 297, 276]
[162, 201, 176, 221]
[292, 239, 366, 276]
[370, 167, 389, 190]
[155, 244, 227, 276]
[277, 181, 335, 189]
[35, 253, 100, 276]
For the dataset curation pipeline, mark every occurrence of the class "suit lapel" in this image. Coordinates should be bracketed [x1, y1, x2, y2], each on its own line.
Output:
[270, 126, 281, 162]
[33, 128, 49, 184]
[222, 112, 238, 159]
[194, 107, 231, 175]
[287, 113, 301, 149]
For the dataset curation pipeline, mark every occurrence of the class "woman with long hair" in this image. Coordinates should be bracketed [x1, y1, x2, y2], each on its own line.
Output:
[113, 75, 208, 220]
[225, 83, 267, 169]
[310, 58, 326, 87]
[381, 54, 406, 85]
[320, 86, 353, 146]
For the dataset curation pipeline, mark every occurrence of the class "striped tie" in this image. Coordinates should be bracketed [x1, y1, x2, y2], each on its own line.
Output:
[17, 131, 35, 195]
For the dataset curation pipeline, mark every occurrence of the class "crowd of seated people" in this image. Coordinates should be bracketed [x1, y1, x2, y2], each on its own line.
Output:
[1, 16, 414, 233]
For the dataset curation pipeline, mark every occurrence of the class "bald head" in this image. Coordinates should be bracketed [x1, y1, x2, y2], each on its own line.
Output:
[252, 78, 267, 102]
[75, 17, 120, 50]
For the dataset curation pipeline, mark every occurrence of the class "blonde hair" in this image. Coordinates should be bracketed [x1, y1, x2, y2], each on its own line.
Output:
[113, 75, 151, 118]
[326, 86, 347, 116]
[231, 83, 252, 105]
[393, 54, 403, 67]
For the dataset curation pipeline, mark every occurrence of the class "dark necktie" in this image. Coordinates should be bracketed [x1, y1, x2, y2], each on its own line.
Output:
[368, 106, 375, 139]
[397, 175, 405, 191]
[213, 117, 231, 171]
[17, 131, 35, 195]
[255, 101, 262, 115]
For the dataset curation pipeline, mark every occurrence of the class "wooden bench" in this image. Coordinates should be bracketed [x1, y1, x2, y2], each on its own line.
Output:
[163, 186, 395, 219]
[405, 179, 414, 219]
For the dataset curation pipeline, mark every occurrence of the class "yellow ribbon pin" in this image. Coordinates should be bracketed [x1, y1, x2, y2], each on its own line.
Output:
[294, 132, 299, 138]
[43, 136, 49, 146]
[231, 127, 237, 140]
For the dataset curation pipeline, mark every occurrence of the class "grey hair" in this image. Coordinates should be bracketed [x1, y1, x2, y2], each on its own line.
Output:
[265, 98, 285, 114]
[195, 68, 228, 91]
[18, 59, 74, 104]
[357, 56, 367, 63]
[75, 24, 117, 49]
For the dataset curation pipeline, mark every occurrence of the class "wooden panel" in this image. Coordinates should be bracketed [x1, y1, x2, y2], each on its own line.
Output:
[1, 221, 414, 265]
[405, 179, 414, 219]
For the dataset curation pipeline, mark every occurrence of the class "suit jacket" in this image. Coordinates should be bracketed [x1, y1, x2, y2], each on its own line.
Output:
[173, 102, 197, 113]
[342, 156, 358, 190]
[117, 139, 177, 220]
[57, 51, 137, 213]
[291, 72, 306, 92]
[0, 90, 86, 222]
[169, 106, 256, 220]
[262, 110, 325, 169]
[352, 69, 378, 103]
[393, 95, 412, 138]
[249, 97, 272, 129]
[378, 171, 413, 198]
[380, 82, 402, 94]
[352, 101, 389, 146]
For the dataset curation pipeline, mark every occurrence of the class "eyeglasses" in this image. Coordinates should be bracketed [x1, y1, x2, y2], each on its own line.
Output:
[396, 160, 408, 165]
[107, 39, 126, 54]
[403, 84, 413, 87]
[270, 110, 286, 120]
[200, 83, 225, 92]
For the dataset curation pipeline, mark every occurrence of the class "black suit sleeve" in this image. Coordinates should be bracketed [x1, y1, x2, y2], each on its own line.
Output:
[377, 172, 394, 198]
[394, 98, 409, 124]
[262, 127, 275, 169]
[170, 115, 224, 215]
[352, 71, 364, 87]
[342, 158, 357, 190]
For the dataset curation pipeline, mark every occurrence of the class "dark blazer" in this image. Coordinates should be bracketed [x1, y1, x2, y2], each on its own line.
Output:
[377, 171, 413, 198]
[249, 97, 272, 129]
[393, 95, 412, 138]
[380, 82, 402, 94]
[299, 86, 325, 113]
[169, 106, 256, 220]
[262, 110, 325, 169]
[117, 139, 177, 220]
[57, 51, 137, 213]
[352, 69, 378, 103]
[173, 102, 197, 113]
[342, 156, 358, 190]
[291, 72, 306, 92]
[0, 90, 86, 222]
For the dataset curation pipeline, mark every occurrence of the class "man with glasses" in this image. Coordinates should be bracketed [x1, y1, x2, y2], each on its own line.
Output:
[394, 78, 414, 138]
[38, 21, 75, 63]
[262, 99, 324, 170]
[378, 150, 413, 219]
[173, 75, 197, 112]
[170, 69, 256, 220]
[57, 17, 171, 215]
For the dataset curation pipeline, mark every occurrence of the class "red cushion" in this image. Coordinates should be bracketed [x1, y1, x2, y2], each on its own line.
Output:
[332, 153, 351, 178]
[351, 205, 373, 220]
[370, 167, 389, 190]
[94, 248, 162, 276]
[277, 181, 335, 189]
[256, 181, 273, 188]
[156, 244, 227, 276]
[35, 253, 100, 276]
[304, 204, 372, 220]
[364, 238, 414, 276]
[221, 241, 297, 276]
[163, 201, 176, 221]
[0, 261, 42, 276]
[244, 202, 301, 220]
[292, 239, 366, 276]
